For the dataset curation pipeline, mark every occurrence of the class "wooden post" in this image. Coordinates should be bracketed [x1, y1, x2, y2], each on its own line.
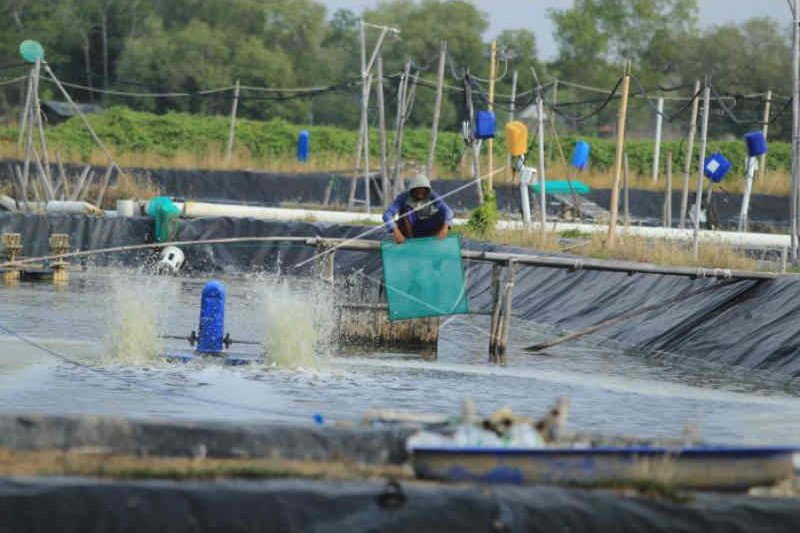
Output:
[623, 153, 630, 227]
[487, 40, 497, 191]
[364, 73, 373, 213]
[506, 69, 518, 175]
[18, 72, 33, 148]
[652, 97, 664, 184]
[55, 150, 68, 200]
[426, 41, 447, 178]
[758, 90, 772, 182]
[225, 79, 240, 162]
[21, 67, 36, 207]
[536, 88, 547, 231]
[663, 151, 673, 227]
[465, 70, 484, 205]
[607, 61, 631, 247]
[95, 165, 115, 208]
[497, 260, 516, 362]
[488, 263, 503, 362]
[680, 80, 701, 229]
[377, 56, 389, 209]
[392, 61, 412, 196]
[692, 83, 712, 259]
[31, 60, 55, 202]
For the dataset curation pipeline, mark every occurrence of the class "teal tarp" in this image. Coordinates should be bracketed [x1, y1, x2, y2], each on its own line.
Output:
[381, 235, 469, 321]
[531, 180, 590, 195]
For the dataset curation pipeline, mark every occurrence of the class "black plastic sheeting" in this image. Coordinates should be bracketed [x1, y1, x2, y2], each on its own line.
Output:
[2, 213, 800, 378]
[0, 414, 412, 465]
[2, 477, 800, 533]
[1, 160, 787, 227]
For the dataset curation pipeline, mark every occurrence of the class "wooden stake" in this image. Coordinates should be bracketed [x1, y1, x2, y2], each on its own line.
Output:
[607, 61, 631, 247]
[377, 56, 389, 209]
[55, 150, 68, 200]
[95, 164, 115, 208]
[427, 41, 447, 178]
[663, 151, 673, 227]
[758, 90, 772, 182]
[497, 260, 516, 361]
[392, 61, 412, 196]
[506, 69, 518, 175]
[488, 263, 503, 362]
[536, 89, 547, 231]
[18, 72, 32, 148]
[71, 166, 91, 201]
[680, 80, 701, 228]
[652, 97, 664, 184]
[465, 70, 483, 204]
[487, 40, 497, 191]
[692, 83, 712, 259]
[225, 79, 240, 162]
[623, 153, 630, 227]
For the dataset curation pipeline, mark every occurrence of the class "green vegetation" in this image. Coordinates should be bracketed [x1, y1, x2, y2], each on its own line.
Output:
[0, 0, 792, 142]
[466, 184, 499, 237]
[0, 106, 792, 183]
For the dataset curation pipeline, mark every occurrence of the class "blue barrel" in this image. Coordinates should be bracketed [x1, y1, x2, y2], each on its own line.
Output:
[704, 153, 731, 183]
[297, 130, 310, 162]
[571, 140, 590, 170]
[197, 280, 226, 353]
[475, 111, 496, 139]
[744, 131, 768, 158]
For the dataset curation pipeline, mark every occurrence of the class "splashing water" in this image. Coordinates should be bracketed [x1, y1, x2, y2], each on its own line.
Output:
[103, 278, 167, 364]
[261, 280, 336, 370]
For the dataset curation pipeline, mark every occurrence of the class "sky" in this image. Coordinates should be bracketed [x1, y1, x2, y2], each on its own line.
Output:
[321, 0, 788, 59]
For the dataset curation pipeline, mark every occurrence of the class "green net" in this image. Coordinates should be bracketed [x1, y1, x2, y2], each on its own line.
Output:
[381, 235, 469, 321]
[146, 196, 180, 243]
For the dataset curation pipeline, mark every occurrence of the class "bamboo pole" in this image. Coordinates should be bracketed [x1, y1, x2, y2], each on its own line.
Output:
[427, 41, 447, 178]
[488, 263, 503, 362]
[506, 69, 518, 176]
[465, 70, 483, 204]
[759, 90, 772, 182]
[607, 61, 631, 247]
[536, 88, 547, 230]
[225, 79, 240, 162]
[793, 0, 800, 262]
[692, 83, 712, 259]
[392, 61, 412, 196]
[376, 56, 389, 209]
[680, 80, 701, 228]
[487, 40, 497, 191]
[364, 73, 373, 213]
[623, 153, 630, 227]
[652, 97, 664, 184]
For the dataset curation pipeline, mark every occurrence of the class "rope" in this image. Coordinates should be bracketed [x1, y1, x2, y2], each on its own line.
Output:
[0, 322, 291, 417]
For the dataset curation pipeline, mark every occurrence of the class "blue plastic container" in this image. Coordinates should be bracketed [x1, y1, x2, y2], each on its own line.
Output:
[475, 111, 496, 139]
[704, 153, 732, 183]
[197, 280, 226, 353]
[297, 130, 310, 162]
[744, 131, 768, 158]
[571, 140, 590, 170]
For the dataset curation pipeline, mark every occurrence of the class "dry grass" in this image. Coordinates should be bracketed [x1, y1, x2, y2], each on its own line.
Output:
[0, 447, 412, 481]
[461, 227, 758, 271]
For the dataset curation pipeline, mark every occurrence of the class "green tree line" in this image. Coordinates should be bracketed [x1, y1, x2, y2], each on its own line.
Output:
[0, 0, 793, 141]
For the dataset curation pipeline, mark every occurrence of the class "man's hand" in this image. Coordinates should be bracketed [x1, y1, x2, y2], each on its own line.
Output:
[392, 227, 406, 244]
[436, 225, 449, 240]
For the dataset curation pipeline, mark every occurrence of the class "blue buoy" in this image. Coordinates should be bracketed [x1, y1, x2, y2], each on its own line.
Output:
[297, 130, 310, 162]
[197, 280, 226, 353]
[744, 131, 768, 158]
[571, 140, 590, 170]
[704, 153, 731, 183]
[475, 111, 496, 139]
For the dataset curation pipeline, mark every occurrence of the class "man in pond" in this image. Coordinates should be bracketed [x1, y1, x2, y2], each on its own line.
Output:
[383, 173, 454, 244]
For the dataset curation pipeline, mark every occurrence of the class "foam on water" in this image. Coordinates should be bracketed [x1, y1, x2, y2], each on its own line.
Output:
[260, 279, 336, 370]
[102, 277, 171, 364]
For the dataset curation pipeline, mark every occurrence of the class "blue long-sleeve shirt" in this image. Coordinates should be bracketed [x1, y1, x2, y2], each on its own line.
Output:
[382, 191, 454, 233]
